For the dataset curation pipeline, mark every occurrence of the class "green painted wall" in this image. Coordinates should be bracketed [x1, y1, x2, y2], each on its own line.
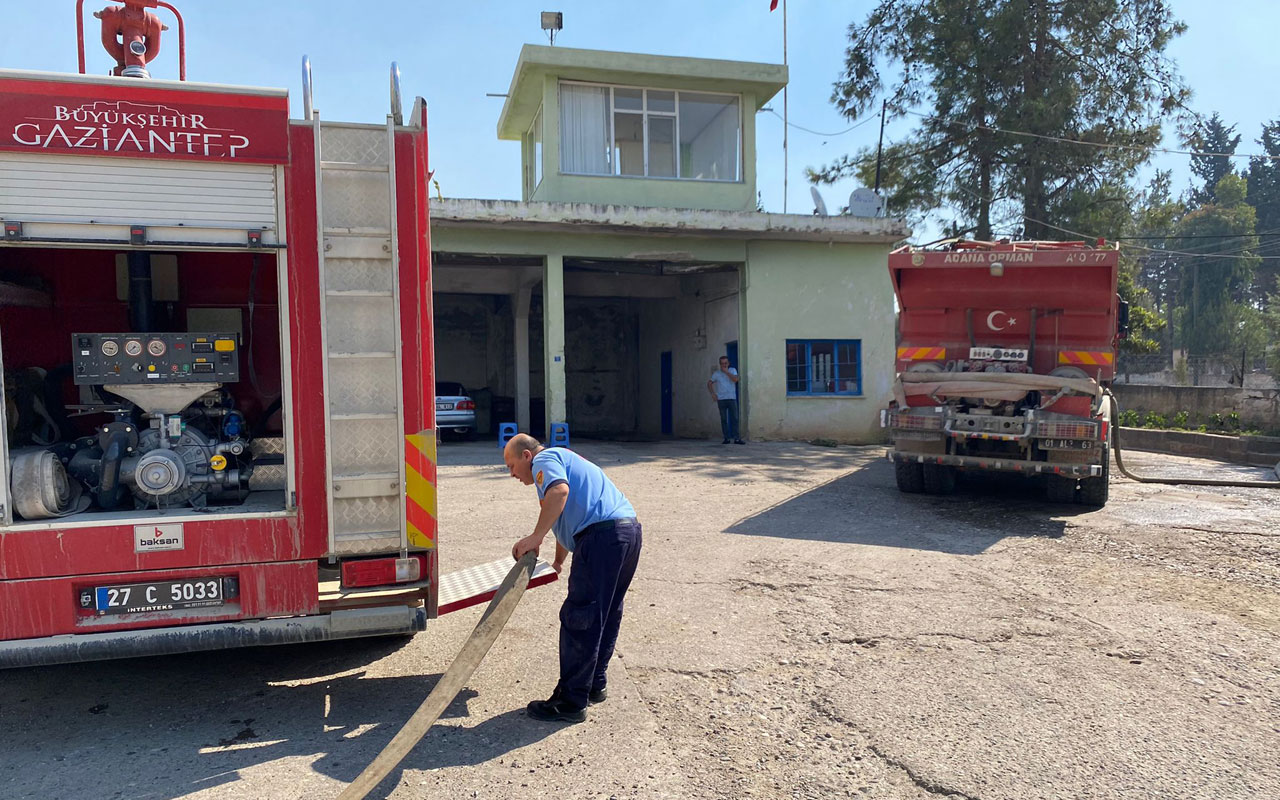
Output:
[741, 240, 897, 443]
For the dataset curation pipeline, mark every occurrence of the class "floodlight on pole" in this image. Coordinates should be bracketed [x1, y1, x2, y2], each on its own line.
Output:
[541, 12, 563, 45]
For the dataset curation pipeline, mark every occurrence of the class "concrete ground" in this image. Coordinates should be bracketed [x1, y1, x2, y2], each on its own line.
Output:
[1, 440, 1277, 799]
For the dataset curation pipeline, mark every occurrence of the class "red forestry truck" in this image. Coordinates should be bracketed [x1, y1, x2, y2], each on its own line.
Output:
[881, 240, 1126, 506]
[0, 1, 552, 669]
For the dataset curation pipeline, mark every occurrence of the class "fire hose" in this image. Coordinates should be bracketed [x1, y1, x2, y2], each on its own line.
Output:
[336, 552, 538, 800]
[1106, 391, 1280, 489]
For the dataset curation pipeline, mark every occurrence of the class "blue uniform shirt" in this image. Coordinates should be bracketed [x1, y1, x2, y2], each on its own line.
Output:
[532, 448, 636, 553]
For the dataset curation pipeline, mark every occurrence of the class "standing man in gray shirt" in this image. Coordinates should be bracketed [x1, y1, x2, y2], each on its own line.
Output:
[707, 355, 744, 445]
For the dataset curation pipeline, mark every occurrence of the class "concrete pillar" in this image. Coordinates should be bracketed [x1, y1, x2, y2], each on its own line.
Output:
[514, 280, 533, 433]
[543, 253, 567, 434]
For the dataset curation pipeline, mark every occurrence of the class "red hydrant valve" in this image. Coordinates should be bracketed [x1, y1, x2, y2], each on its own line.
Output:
[93, 1, 168, 78]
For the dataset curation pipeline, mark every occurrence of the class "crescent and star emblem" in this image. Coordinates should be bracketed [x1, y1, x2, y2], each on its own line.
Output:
[986, 310, 1016, 331]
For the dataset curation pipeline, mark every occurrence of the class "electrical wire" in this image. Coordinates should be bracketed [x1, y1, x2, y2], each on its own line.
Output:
[764, 107, 877, 137]
[901, 109, 1280, 162]
[950, 183, 1280, 261]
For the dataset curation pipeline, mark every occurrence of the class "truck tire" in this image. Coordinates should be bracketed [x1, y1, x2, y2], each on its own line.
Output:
[1078, 446, 1110, 507]
[922, 463, 956, 495]
[894, 460, 925, 493]
[1046, 474, 1077, 504]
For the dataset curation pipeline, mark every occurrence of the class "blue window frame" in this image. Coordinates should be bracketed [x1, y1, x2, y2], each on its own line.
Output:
[786, 339, 861, 396]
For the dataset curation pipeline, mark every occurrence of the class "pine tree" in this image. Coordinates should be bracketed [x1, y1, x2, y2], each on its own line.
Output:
[811, 0, 1188, 241]
[1245, 120, 1280, 304]
[1186, 113, 1241, 207]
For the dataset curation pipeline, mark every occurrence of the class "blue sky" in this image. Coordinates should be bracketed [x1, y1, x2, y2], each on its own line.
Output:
[3, 1, 1276, 236]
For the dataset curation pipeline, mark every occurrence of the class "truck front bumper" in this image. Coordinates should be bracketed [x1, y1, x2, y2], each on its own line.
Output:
[0, 604, 426, 669]
[889, 450, 1103, 478]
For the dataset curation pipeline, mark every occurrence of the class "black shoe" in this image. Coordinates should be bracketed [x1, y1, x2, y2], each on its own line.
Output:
[734, 439, 745, 445]
[589, 687, 607, 705]
[526, 698, 586, 723]
[721, 439, 730, 444]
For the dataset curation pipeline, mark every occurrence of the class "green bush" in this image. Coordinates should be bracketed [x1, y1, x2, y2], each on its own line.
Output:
[1171, 411, 1189, 430]
[1118, 409, 1141, 427]
[1142, 412, 1167, 429]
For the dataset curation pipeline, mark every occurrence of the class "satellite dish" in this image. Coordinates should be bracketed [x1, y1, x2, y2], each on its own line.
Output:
[809, 186, 829, 216]
[848, 187, 883, 217]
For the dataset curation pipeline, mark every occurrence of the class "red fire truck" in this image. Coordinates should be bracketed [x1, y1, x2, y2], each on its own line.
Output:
[0, 2, 552, 668]
[881, 240, 1126, 507]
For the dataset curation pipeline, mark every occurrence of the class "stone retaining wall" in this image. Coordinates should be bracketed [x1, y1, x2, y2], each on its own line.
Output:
[1117, 427, 1280, 468]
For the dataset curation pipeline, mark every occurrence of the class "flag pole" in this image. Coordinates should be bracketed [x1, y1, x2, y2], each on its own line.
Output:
[782, 0, 788, 214]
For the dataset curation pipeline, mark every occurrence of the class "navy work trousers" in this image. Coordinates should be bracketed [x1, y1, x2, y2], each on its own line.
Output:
[556, 518, 643, 710]
[717, 399, 739, 440]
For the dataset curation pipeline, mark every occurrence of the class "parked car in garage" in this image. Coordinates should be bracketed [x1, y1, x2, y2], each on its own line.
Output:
[436, 381, 477, 439]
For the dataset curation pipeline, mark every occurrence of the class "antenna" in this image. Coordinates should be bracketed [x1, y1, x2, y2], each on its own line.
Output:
[540, 11, 563, 45]
[809, 186, 829, 216]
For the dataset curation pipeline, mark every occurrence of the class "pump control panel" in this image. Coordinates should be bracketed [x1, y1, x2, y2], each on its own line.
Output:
[72, 333, 240, 385]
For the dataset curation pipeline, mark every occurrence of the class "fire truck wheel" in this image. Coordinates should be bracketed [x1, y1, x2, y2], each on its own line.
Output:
[1045, 474, 1077, 504]
[1078, 447, 1110, 507]
[921, 463, 956, 495]
[894, 460, 925, 493]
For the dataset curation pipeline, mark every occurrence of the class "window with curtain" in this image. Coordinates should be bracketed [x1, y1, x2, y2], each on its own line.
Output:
[785, 340, 862, 396]
[560, 84, 610, 175]
[559, 82, 739, 181]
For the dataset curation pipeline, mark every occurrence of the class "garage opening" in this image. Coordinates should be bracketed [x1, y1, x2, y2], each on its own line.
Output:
[0, 246, 287, 527]
[565, 259, 740, 440]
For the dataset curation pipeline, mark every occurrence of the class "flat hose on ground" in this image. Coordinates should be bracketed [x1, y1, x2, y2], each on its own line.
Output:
[336, 552, 539, 800]
[1107, 392, 1280, 488]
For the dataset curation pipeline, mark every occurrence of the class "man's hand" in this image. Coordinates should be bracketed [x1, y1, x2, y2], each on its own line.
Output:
[551, 541, 569, 574]
[512, 532, 544, 561]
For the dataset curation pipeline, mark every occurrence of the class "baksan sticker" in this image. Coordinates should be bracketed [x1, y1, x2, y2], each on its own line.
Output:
[135, 523, 184, 553]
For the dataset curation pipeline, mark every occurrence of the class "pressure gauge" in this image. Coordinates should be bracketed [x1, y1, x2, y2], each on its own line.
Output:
[124, 340, 143, 357]
[147, 339, 167, 357]
[101, 340, 119, 357]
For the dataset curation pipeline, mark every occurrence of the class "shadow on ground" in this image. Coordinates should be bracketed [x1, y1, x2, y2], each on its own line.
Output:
[725, 458, 1098, 555]
[437, 437, 881, 483]
[0, 636, 558, 799]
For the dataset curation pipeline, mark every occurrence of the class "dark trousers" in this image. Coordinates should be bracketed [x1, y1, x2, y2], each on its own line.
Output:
[717, 399, 739, 440]
[556, 519, 643, 710]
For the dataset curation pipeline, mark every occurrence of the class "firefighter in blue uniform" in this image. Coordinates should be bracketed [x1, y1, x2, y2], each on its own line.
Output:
[505, 433, 642, 723]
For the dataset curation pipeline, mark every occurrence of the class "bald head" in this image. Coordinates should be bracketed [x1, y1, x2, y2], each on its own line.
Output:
[503, 433, 543, 485]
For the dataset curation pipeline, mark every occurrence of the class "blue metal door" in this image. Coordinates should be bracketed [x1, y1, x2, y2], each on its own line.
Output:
[660, 351, 673, 435]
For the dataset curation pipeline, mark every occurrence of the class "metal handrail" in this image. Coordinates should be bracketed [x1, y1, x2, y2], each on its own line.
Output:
[301, 56, 314, 120]
[390, 62, 404, 125]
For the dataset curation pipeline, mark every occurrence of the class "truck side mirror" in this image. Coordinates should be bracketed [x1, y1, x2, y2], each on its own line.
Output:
[1117, 297, 1130, 339]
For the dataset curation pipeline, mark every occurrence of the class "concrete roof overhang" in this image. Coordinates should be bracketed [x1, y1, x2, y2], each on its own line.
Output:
[497, 44, 788, 140]
[432, 198, 910, 245]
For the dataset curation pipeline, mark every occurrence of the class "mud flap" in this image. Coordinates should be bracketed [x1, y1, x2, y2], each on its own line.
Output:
[437, 556, 558, 616]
